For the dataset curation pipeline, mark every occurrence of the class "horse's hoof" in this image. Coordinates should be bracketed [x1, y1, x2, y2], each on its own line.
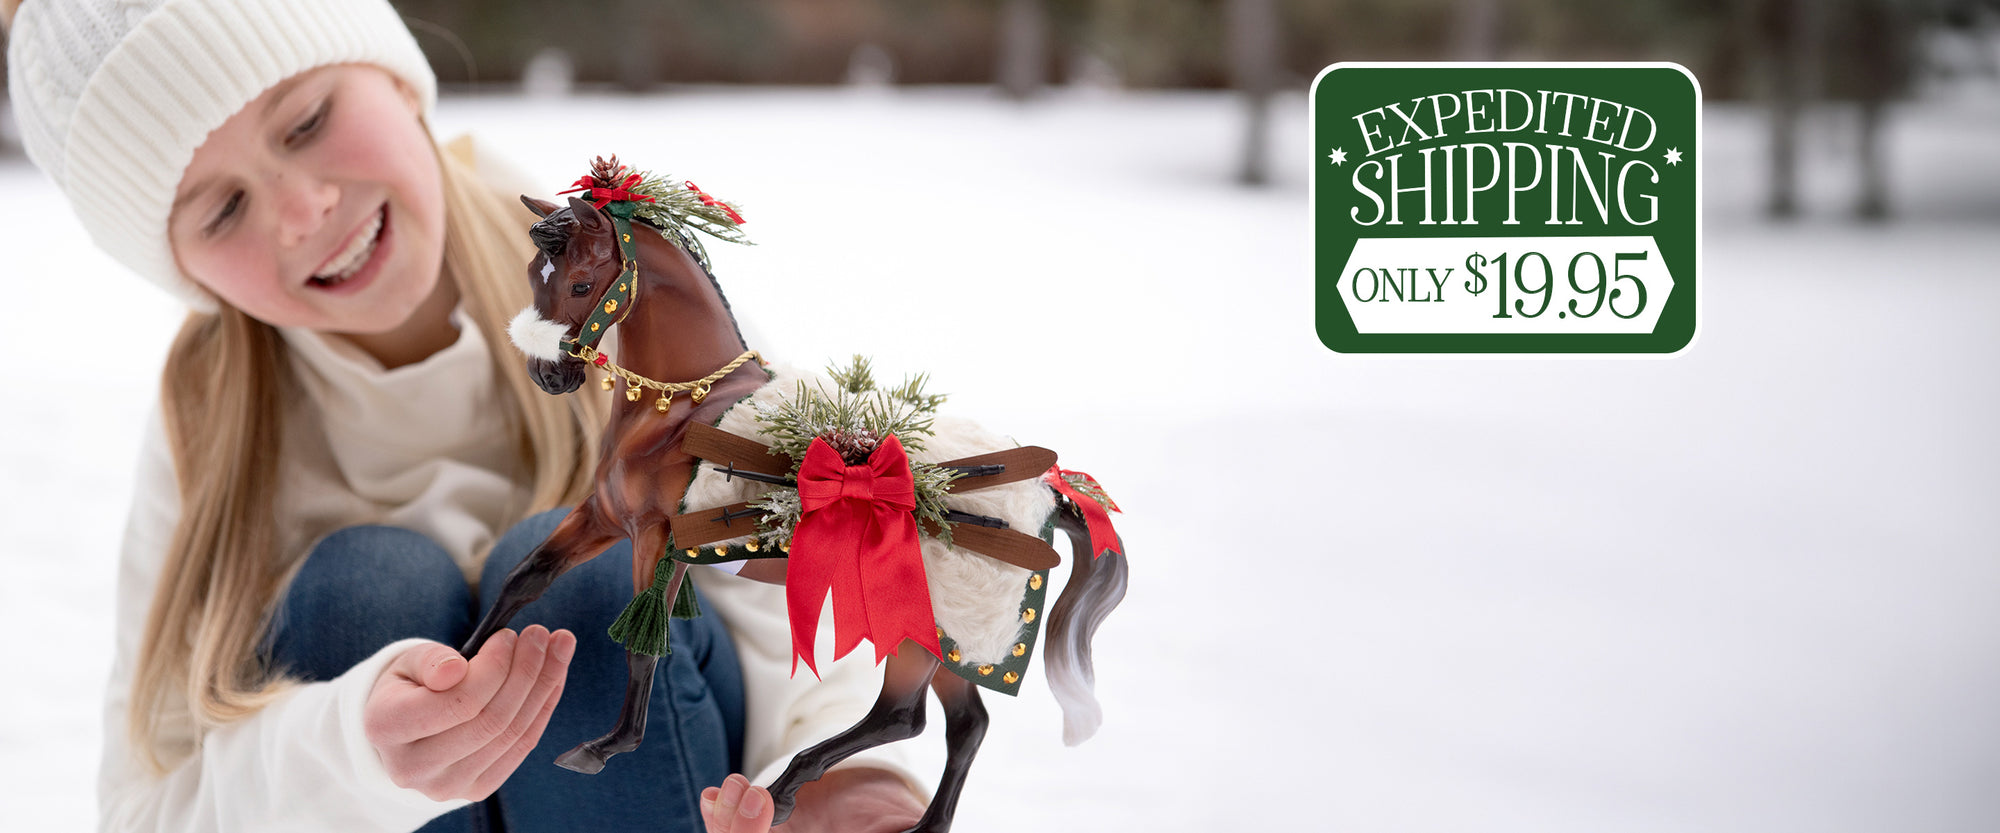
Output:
[554, 743, 609, 775]
[769, 785, 801, 825]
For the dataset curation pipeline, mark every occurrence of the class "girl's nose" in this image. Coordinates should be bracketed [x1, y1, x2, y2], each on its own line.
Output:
[274, 173, 339, 248]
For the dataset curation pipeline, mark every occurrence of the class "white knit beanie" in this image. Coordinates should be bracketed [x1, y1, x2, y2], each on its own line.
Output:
[7, 0, 437, 311]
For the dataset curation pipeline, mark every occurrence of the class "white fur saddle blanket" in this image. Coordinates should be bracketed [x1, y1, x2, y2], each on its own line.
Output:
[679, 364, 1058, 692]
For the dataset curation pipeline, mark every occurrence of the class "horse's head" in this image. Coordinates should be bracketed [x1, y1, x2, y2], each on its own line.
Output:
[508, 195, 625, 395]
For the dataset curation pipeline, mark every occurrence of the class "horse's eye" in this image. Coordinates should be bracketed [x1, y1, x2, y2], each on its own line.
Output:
[570, 281, 591, 297]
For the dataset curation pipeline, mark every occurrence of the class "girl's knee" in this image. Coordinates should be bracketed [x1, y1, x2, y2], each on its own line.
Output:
[294, 525, 467, 604]
[265, 525, 472, 679]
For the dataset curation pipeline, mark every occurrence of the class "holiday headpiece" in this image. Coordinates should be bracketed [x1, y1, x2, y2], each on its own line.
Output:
[544, 156, 749, 363]
[6, 0, 437, 311]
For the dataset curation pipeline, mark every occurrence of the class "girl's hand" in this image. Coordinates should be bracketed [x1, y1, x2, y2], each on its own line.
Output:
[362, 626, 577, 801]
[700, 769, 926, 833]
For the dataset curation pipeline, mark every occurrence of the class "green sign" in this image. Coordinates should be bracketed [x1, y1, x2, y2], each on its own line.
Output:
[1312, 63, 1701, 355]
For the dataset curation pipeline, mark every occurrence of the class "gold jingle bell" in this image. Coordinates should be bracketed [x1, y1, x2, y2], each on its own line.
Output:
[600, 376, 614, 391]
[655, 395, 670, 414]
[625, 385, 641, 403]
[690, 382, 710, 404]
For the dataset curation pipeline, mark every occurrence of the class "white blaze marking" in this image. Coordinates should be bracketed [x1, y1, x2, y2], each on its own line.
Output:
[540, 259, 555, 284]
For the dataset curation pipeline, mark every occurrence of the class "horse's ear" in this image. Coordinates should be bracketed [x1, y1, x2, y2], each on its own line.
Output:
[567, 197, 607, 232]
[520, 195, 557, 218]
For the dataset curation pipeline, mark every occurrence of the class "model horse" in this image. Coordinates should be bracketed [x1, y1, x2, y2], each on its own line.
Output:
[460, 162, 1127, 833]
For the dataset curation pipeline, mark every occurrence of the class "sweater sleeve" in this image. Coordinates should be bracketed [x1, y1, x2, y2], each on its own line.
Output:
[689, 567, 935, 801]
[97, 408, 469, 833]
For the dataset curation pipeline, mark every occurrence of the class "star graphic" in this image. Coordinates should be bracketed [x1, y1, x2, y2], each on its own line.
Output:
[1664, 147, 1684, 166]
[1328, 147, 1348, 166]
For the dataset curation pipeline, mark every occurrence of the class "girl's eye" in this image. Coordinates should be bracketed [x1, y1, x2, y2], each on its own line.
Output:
[570, 281, 591, 296]
[286, 100, 329, 145]
[206, 191, 244, 235]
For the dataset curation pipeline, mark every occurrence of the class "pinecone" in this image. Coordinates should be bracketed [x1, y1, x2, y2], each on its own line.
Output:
[820, 427, 880, 465]
[587, 155, 628, 189]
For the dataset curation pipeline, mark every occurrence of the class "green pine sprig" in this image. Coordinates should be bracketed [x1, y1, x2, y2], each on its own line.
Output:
[749, 358, 961, 546]
[593, 160, 750, 272]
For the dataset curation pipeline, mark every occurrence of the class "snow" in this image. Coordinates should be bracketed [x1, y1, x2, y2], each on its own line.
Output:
[4, 84, 1999, 831]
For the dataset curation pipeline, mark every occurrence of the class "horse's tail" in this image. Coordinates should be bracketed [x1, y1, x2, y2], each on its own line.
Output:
[1044, 503, 1128, 746]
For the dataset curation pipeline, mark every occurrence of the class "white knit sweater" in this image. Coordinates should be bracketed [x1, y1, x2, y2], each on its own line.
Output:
[95, 187, 919, 833]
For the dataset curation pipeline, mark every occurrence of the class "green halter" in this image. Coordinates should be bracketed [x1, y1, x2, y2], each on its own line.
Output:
[562, 203, 645, 358]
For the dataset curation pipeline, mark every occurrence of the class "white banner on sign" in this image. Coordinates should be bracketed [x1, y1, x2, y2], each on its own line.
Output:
[1340, 236, 1674, 335]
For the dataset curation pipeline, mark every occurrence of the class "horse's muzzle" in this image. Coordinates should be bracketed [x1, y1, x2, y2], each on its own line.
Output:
[530, 358, 585, 395]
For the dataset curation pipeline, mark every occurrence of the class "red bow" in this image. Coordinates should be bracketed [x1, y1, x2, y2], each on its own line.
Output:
[559, 173, 658, 209]
[684, 181, 746, 225]
[787, 434, 942, 677]
[1042, 467, 1123, 559]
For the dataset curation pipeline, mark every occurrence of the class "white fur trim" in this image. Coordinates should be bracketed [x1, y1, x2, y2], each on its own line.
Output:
[507, 307, 570, 362]
[679, 364, 1057, 668]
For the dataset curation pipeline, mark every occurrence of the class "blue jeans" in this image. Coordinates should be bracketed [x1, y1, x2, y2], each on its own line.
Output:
[262, 509, 746, 833]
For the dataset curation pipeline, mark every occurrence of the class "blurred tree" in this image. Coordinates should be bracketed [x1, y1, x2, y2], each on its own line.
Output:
[1829, 0, 1919, 220]
[1746, 0, 1813, 218]
[1228, 0, 1280, 185]
[998, 0, 1050, 98]
[1450, 0, 1505, 59]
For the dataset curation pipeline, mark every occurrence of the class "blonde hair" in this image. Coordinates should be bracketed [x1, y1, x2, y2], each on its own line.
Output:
[129, 137, 607, 771]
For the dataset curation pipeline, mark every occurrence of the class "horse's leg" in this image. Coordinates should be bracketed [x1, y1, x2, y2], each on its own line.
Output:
[461, 497, 621, 656]
[904, 667, 987, 833]
[768, 643, 941, 825]
[553, 524, 681, 775]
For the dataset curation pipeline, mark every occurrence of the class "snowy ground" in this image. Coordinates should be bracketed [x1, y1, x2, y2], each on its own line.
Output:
[3, 85, 1999, 832]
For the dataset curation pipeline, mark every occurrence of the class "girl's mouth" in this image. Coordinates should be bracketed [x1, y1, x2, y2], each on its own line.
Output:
[309, 204, 389, 289]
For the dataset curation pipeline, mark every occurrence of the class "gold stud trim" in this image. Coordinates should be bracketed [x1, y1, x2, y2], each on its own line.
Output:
[713, 545, 728, 556]
[1029, 574, 1044, 590]
[1012, 643, 1026, 657]
[745, 539, 760, 552]
[977, 664, 995, 676]
[684, 548, 699, 558]
[1002, 671, 1019, 684]
[946, 649, 962, 663]
[1022, 608, 1036, 624]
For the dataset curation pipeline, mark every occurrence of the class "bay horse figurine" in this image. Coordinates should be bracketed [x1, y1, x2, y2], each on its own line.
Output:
[461, 160, 1127, 833]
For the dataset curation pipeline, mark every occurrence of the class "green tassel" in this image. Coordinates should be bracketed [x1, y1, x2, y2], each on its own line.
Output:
[672, 574, 702, 619]
[607, 557, 675, 656]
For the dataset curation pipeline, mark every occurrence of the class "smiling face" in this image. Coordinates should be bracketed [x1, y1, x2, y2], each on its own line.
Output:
[168, 64, 445, 336]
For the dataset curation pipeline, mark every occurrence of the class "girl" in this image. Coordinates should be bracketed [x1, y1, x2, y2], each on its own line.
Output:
[4, 0, 924, 830]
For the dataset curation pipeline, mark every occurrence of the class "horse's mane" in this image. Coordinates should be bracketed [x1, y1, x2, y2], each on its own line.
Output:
[532, 206, 748, 351]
